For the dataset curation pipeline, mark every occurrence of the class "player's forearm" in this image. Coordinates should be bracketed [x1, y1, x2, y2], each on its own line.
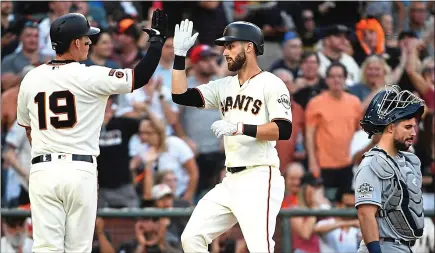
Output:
[172, 56, 188, 94]
[133, 42, 164, 90]
[256, 122, 279, 140]
[249, 121, 292, 141]
[357, 206, 380, 245]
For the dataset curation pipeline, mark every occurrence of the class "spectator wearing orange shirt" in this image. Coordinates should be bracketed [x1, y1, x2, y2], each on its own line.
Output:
[305, 63, 362, 198]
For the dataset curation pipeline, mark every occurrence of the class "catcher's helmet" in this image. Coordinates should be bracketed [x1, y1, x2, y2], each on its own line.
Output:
[214, 21, 264, 55]
[360, 85, 425, 138]
[50, 13, 100, 51]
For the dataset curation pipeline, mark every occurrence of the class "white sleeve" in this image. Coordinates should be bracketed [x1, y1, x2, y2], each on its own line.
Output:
[266, 78, 293, 122]
[169, 137, 194, 164]
[85, 66, 134, 96]
[16, 84, 31, 127]
[5, 121, 26, 149]
[194, 79, 220, 109]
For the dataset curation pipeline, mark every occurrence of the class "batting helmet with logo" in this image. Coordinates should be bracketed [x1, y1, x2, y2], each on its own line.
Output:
[214, 21, 264, 55]
[50, 13, 100, 52]
[360, 85, 425, 138]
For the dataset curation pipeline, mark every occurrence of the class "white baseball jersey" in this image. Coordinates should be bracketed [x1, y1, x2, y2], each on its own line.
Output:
[196, 71, 292, 168]
[16, 62, 134, 158]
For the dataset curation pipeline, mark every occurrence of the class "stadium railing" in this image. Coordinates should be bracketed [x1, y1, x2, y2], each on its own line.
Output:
[2, 208, 434, 253]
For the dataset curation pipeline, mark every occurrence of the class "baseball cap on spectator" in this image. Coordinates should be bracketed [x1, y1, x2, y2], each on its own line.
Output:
[398, 30, 418, 40]
[189, 44, 219, 64]
[117, 18, 140, 41]
[301, 172, 323, 187]
[282, 31, 299, 45]
[152, 184, 174, 200]
[319, 24, 352, 39]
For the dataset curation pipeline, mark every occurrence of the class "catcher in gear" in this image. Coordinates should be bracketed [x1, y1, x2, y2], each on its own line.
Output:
[355, 85, 425, 253]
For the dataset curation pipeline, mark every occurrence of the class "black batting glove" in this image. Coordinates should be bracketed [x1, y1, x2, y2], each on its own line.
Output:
[142, 8, 168, 44]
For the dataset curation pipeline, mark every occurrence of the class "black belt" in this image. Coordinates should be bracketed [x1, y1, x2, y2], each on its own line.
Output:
[31, 154, 94, 165]
[381, 237, 415, 247]
[226, 166, 246, 173]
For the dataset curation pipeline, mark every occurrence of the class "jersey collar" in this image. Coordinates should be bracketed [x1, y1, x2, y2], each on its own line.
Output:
[47, 59, 76, 65]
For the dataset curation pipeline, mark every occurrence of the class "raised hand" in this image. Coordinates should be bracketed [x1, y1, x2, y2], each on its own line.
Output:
[142, 8, 168, 43]
[173, 19, 199, 56]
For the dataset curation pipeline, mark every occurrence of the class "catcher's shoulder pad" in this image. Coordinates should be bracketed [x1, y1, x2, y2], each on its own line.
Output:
[400, 151, 422, 177]
[361, 149, 395, 179]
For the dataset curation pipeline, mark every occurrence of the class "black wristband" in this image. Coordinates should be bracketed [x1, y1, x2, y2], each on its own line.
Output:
[366, 241, 382, 253]
[173, 55, 186, 70]
[243, 124, 257, 138]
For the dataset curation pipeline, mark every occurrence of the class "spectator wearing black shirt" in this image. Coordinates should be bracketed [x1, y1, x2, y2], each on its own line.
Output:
[292, 52, 327, 109]
[97, 96, 141, 208]
[189, 2, 228, 46]
[387, 31, 429, 93]
[298, 9, 319, 52]
[269, 31, 303, 78]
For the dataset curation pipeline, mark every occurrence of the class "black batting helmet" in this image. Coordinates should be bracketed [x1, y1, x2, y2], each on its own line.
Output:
[214, 21, 264, 55]
[360, 85, 425, 138]
[50, 13, 100, 52]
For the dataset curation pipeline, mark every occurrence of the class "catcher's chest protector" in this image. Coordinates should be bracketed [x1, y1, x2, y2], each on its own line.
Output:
[363, 148, 424, 240]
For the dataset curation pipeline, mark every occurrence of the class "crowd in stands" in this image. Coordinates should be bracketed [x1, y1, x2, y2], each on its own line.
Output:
[1, 1, 434, 253]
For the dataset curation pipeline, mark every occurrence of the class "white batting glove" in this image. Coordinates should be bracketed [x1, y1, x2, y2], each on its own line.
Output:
[173, 19, 199, 56]
[211, 120, 243, 138]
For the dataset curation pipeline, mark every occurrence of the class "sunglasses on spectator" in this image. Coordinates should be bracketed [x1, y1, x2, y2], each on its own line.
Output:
[303, 16, 314, 21]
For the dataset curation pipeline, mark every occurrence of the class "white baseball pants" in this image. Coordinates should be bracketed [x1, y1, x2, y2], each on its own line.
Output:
[29, 154, 98, 253]
[181, 166, 285, 253]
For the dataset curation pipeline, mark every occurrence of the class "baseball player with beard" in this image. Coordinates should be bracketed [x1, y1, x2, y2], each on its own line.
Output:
[16, 10, 168, 252]
[356, 85, 426, 253]
[170, 20, 293, 252]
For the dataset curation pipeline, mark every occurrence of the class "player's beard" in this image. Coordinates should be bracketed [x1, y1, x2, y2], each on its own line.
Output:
[226, 51, 246, 72]
[393, 138, 411, 151]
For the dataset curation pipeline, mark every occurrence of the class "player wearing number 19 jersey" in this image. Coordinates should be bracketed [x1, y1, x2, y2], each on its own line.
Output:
[16, 11, 168, 252]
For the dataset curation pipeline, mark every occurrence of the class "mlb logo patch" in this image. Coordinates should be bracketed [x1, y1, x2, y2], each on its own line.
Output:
[58, 154, 67, 160]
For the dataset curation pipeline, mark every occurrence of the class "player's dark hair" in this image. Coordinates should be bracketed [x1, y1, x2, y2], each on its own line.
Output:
[54, 43, 70, 55]
[326, 62, 348, 78]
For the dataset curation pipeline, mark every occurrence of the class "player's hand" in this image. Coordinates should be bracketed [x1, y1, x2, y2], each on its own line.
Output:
[173, 19, 199, 56]
[211, 120, 242, 138]
[142, 8, 168, 43]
